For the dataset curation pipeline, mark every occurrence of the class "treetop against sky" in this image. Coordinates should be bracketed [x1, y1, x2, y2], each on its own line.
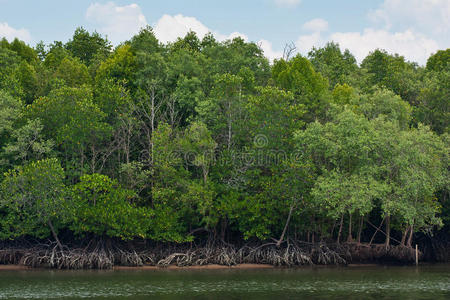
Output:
[0, 0, 449, 64]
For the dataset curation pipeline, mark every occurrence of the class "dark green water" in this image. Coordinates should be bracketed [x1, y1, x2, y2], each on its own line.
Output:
[0, 265, 449, 299]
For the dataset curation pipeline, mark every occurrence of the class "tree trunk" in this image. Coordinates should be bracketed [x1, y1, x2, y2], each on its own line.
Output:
[401, 227, 409, 246]
[385, 215, 391, 248]
[347, 213, 353, 242]
[277, 202, 295, 247]
[202, 166, 208, 185]
[150, 88, 155, 165]
[48, 220, 64, 252]
[227, 100, 232, 150]
[337, 214, 344, 244]
[407, 224, 414, 247]
[80, 146, 84, 175]
[220, 218, 227, 243]
[90, 144, 96, 173]
[330, 220, 336, 238]
[357, 216, 364, 244]
[369, 217, 385, 246]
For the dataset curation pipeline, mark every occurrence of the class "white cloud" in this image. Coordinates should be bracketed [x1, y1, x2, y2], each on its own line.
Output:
[83, 2, 444, 65]
[86, 2, 147, 44]
[153, 14, 248, 43]
[0, 22, 31, 43]
[83, 3, 283, 62]
[294, 17, 441, 65]
[369, 0, 450, 35]
[274, 0, 301, 7]
[296, 32, 324, 54]
[223, 31, 249, 42]
[331, 28, 439, 64]
[85, 3, 248, 45]
[153, 14, 209, 44]
[152, 14, 282, 62]
[295, 19, 328, 55]
[258, 39, 283, 62]
[302, 18, 328, 32]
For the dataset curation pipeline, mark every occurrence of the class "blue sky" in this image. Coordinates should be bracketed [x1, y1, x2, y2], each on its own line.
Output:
[0, 0, 449, 64]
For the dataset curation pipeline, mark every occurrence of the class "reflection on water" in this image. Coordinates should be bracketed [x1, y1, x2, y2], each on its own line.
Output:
[0, 264, 449, 299]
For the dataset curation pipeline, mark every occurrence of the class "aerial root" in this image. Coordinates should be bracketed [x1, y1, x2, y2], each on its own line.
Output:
[0, 241, 352, 269]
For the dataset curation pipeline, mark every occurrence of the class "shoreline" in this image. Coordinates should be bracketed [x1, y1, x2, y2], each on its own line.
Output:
[0, 263, 412, 271]
[0, 242, 429, 269]
[0, 263, 276, 271]
[114, 263, 275, 270]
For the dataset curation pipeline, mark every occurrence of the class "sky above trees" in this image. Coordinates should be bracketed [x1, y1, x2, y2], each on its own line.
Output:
[0, 0, 449, 64]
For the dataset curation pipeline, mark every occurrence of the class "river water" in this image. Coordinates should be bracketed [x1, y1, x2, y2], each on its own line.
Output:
[0, 264, 449, 299]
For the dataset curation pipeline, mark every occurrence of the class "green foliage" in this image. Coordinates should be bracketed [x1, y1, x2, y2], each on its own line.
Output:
[95, 44, 137, 90]
[0, 158, 66, 239]
[382, 123, 447, 230]
[332, 83, 355, 106]
[28, 86, 110, 148]
[182, 121, 217, 183]
[27, 85, 111, 178]
[16, 60, 38, 104]
[7, 38, 38, 64]
[68, 173, 150, 240]
[296, 108, 447, 235]
[312, 171, 384, 218]
[65, 27, 111, 65]
[197, 73, 245, 148]
[1, 119, 54, 167]
[361, 49, 421, 104]
[149, 123, 191, 241]
[0, 32, 448, 248]
[53, 57, 91, 87]
[414, 69, 449, 134]
[0, 90, 22, 138]
[426, 49, 449, 72]
[44, 41, 70, 70]
[0, 47, 22, 97]
[357, 88, 412, 129]
[272, 55, 329, 122]
[247, 86, 305, 149]
[308, 42, 360, 89]
[130, 26, 161, 54]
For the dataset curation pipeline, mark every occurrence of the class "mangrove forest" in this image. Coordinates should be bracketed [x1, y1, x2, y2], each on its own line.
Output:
[0, 27, 448, 268]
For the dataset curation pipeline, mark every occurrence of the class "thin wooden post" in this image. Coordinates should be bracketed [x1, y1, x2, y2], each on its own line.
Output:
[415, 244, 418, 266]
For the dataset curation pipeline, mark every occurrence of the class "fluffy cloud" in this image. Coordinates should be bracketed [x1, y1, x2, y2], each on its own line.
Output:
[153, 14, 209, 43]
[153, 14, 282, 61]
[296, 32, 323, 54]
[222, 31, 248, 42]
[83, 2, 443, 65]
[83, 3, 288, 62]
[302, 18, 328, 32]
[331, 28, 439, 64]
[0, 22, 31, 43]
[295, 14, 441, 65]
[369, 0, 450, 35]
[259, 39, 283, 62]
[86, 2, 147, 44]
[295, 19, 328, 55]
[153, 14, 248, 43]
[85, 3, 248, 46]
[274, 0, 301, 7]
[152, 13, 291, 63]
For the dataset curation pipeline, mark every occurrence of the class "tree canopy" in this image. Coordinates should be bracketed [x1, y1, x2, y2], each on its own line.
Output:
[0, 28, 448, 250]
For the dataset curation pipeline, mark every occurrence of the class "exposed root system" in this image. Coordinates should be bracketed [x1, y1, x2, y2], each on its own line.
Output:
[0, 240, 422, 269]
[346, 243, 422, 263]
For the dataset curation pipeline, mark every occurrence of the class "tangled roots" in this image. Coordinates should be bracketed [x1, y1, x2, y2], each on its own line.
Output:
[1, 241, 351, 269]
